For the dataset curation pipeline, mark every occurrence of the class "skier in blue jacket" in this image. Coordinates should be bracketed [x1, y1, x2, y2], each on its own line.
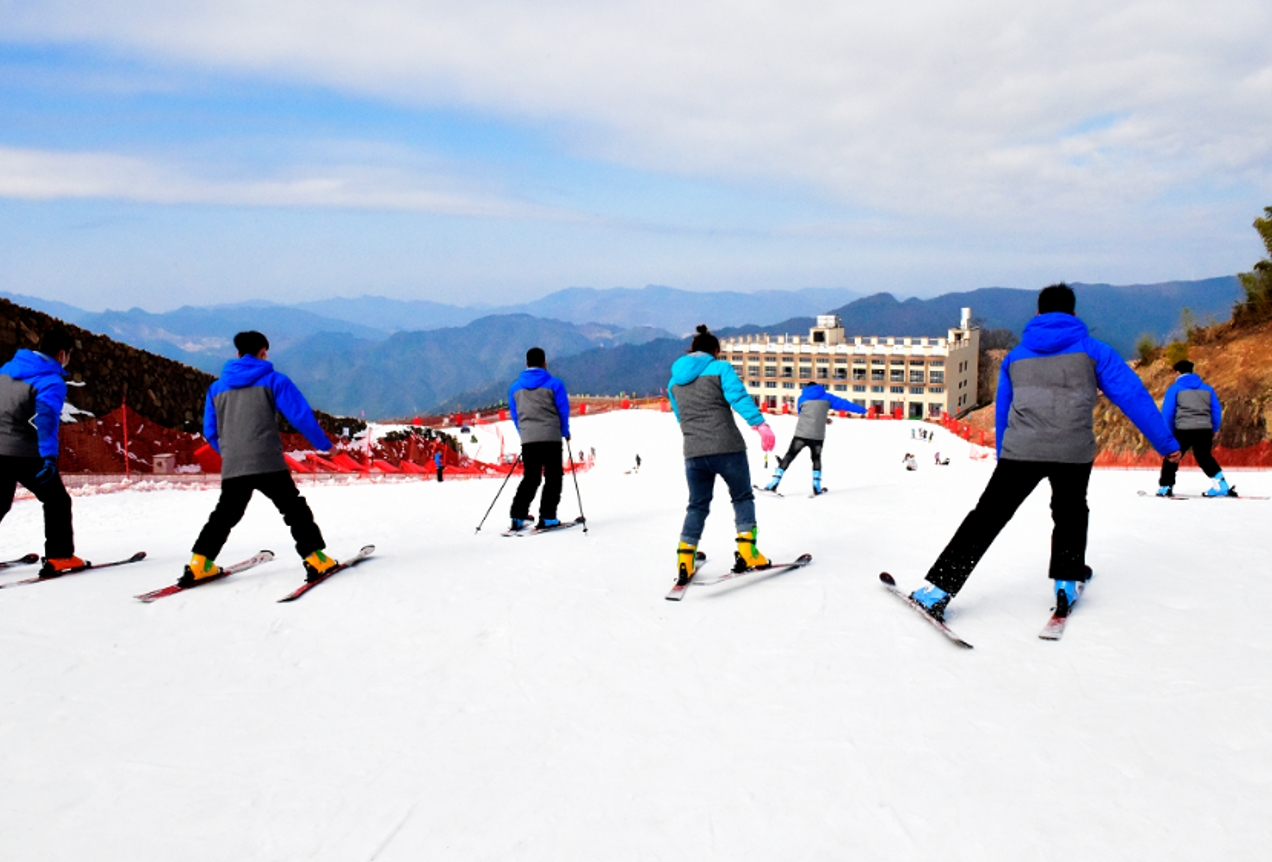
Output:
[0, 328, 86, 577]
[507, 347, 571, 531]
[1156, 359, 1228, 496]
[669, 325, 776, 583]
[909, 284, 1181, 621]
[183, 331, 338, 587]
[762, 382, 867, 494]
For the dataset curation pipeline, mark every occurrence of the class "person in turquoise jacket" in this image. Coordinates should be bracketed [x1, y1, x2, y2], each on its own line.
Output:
[1157, 359, 1228, 496]
[668, 325, 776, 584]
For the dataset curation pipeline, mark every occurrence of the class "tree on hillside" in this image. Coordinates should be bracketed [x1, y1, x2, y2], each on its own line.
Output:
[1234, 206, 1272, 324]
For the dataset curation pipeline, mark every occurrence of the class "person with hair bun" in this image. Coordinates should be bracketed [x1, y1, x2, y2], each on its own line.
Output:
[667, 324, 777, 585]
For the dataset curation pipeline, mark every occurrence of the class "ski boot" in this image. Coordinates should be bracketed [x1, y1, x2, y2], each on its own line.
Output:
[1203, 472, 1233, 497]
[677, 541, 698, 586]
[733, 527, 770, 573]
[1053, 580, 1080, 617]
[812, 470, 823, 495]
[176, 553, 220, 588]
[1155, 486, 1173, 497]
[38, 555, 88, 579]
[763, 468, 784, 492]
[536, 518, 561, 529]
[509, 517, 533, 532]
[303, 549, 339, 583]
[910, 582, 951, 621]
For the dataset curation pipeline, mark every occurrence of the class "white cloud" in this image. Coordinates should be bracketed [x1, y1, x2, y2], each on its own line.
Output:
[0, 145, 591, 220]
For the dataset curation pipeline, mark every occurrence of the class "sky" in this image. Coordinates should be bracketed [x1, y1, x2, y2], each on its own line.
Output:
[1, 1, 1270, 311]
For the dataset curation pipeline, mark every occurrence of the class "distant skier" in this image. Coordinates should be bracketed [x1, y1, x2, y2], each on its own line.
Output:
[634, 454, 642, 473]
[907, 284, 1180, 621]
[763, 383, 866, 494]
[669, 325, 776, 583]
[1156, 359, 1228, 497]
[434, 450, 445, 482]
[902, 453, 918, 471]
[508, 347, 571, 531]
[181, 331, 339, 587]
[0, 328, 87, 577]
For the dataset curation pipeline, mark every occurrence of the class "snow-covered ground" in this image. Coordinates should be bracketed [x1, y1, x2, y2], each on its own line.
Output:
[1, 411, 1268, 861]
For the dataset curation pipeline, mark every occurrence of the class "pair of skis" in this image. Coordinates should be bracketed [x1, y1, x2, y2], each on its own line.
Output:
[754, 486, 830, 499]
[666, 553, 813, 601]
[879, 572, 1086, 648]
[1137, 489, 1264, 500]
[502, 516, 586, 537]
[136, 546, 375, 603]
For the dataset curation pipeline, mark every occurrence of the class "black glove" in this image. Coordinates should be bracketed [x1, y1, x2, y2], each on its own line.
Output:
[34, 456, 58, 485]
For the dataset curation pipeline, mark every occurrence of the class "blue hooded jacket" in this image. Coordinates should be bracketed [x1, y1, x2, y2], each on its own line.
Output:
[668, 353, 763, 458]
[793, 383, 866, 441]
[1160, 373, 1221, 433]
[0, 349, 69, 459]
[508, 367, 570, 443]
[996, 313, 1177, 462]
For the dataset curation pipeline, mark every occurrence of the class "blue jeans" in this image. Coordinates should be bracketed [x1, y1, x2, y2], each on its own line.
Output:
[681, 450, 756, 545]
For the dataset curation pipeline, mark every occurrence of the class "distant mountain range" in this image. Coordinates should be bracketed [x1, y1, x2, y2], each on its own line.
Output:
[1, 277, 1243, 419]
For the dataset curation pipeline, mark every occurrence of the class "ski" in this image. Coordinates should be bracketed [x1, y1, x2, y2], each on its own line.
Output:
[134, 550, 276, 602]
[277, 545, 375, 602]
[879, 572, 973, 649]
[0, 553, 39, 570]
[753, 484, 784, 498]
[508, 516, 586, 536]
[1137, 489, 1264, 500]
[1039, 581, 1087, 641]
[694, 553, 813, 587]
[0, 551, 147, 590]
[664, 551, 709, 601]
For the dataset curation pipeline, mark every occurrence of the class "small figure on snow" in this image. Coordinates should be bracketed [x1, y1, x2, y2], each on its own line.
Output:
[634, 454, 642, 473]
[762, 383, 866, 494]
[0, 328, 86, 577]
[669, 325, 776, 584]
[934, 451, 949, 466]
[434, 450, 445, 482]
[508, 347, 571, 532]
[902, 453, 918, 471]
[1156, 359, 1228, 497]
[907, 284, 1181, 621]
[183, 331, 340, 587]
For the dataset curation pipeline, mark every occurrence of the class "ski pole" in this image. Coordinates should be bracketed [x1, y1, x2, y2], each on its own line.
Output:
[474, 454, 521, 534]
[566, 438, 588, 533]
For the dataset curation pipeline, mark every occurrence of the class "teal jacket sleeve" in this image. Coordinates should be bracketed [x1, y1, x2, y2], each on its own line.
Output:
[718, 362, 764, 426]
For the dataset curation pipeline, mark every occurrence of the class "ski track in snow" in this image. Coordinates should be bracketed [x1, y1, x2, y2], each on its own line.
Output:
[0, 411, 1269, 860]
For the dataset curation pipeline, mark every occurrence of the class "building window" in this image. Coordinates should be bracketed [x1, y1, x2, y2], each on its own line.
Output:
[833, 384, 848, 391]
[910, 386, 924, 394]
[871, 385, 884, 393]
[853, 368, 866, 381]
[871, 369, 885, 381]
[871, 359, 885, 366]
[853, 384, 866, 392]
[890, 369, 904, 382]
[765, 381, 777, 389]
[853, 399, 866, 408]
[929, 387, 943, 394]
[909, 370, 924, 383]
[909, 403, 925, 419]
[890, 386, 905, 394]
[764, 365, 777, 377]
[930, 371, 944, 384]
[783, 382, 795, 389]
[871, 400, 885, 411]
[748, 365, 760, 377]
[853, 358, 867, 365]
[931, 360, 944, 367]
[817, 368, 829, 379]
[782, 366, 793, 378]
[890, 401, 904, 413]
[890, 359, 905, 366]
[732, 365, 744, 376]
[798, 365, 812, 378]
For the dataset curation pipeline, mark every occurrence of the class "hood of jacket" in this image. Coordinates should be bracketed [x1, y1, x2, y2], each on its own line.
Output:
[669, 352, 718, 386]
[1172, 373, 1206, 391]
[513, 367, 554, 390]
[219, 355, 276, 389]
[801, 383, 827, 400]
[1020, 313, 1089, 355]
[0, 348, 67, 383]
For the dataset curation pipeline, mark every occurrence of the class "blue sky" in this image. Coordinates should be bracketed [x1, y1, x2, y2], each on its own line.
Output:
[1, 2, 1269, 311]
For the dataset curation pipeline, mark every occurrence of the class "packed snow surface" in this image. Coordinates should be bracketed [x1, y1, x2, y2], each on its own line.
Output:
[1, 412, 1268, 861]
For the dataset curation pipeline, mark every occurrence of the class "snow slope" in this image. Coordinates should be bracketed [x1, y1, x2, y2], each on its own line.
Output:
[0, 412, 1268, 861]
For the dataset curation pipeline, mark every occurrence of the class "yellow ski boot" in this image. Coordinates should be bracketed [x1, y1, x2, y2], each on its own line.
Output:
[177, 554, 220, 588]
[303, 549, 339, 583]
[677, 542, 698, 586]
[733, 527, 770, 573]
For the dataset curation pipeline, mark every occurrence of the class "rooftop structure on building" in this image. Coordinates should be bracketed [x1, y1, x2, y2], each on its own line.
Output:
[720, 308, 981, 419]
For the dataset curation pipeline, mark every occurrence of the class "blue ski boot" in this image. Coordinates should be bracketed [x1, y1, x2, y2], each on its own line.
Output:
[537, 518, 561, 529]
[1054, 580, 1080, 616]
[812, 470, 823, 495]
[1155, 486, 1173, 497]
[910, 583, 951, 621]
[764, 468, 784, 492]
[1203, 472, 1232, 497]
[510, 517, 533, 532]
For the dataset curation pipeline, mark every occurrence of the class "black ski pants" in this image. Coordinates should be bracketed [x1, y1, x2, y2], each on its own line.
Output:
[0, 455, 74, 558]
[193, 471, 325, 560]
[511, 441, 563, 521]
[926, 459, 1093, 595]
[777, 436, 824, 472]
[1158, 428, 1221, 486]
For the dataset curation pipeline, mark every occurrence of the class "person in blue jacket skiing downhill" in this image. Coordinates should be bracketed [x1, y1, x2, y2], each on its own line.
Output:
[762, 382, 866, 494]
[669, 325, 777, 584]
[182, 331, 340, 587]
[907, 284, 1181, 621]
[0, 328, 87, 577]
[507, 347, 571, 532]
[1156, 359, 1229, 497]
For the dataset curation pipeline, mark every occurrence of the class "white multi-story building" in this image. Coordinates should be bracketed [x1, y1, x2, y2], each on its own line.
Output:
[720, 309, 981, 419]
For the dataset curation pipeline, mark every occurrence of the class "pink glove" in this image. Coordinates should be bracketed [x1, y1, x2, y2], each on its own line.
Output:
[754, 423, 776, 452]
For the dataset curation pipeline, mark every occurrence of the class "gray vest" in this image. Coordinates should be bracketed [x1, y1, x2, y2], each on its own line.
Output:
[514, 387, 563, 444]
[1174, 389, 1213, 431]
[213, 385, 288, 478]
[794, 399, 831, 441]
[0, 375, 39, 458]
[1001, 352, 1099, 463]
[672, 376, 747, 459]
